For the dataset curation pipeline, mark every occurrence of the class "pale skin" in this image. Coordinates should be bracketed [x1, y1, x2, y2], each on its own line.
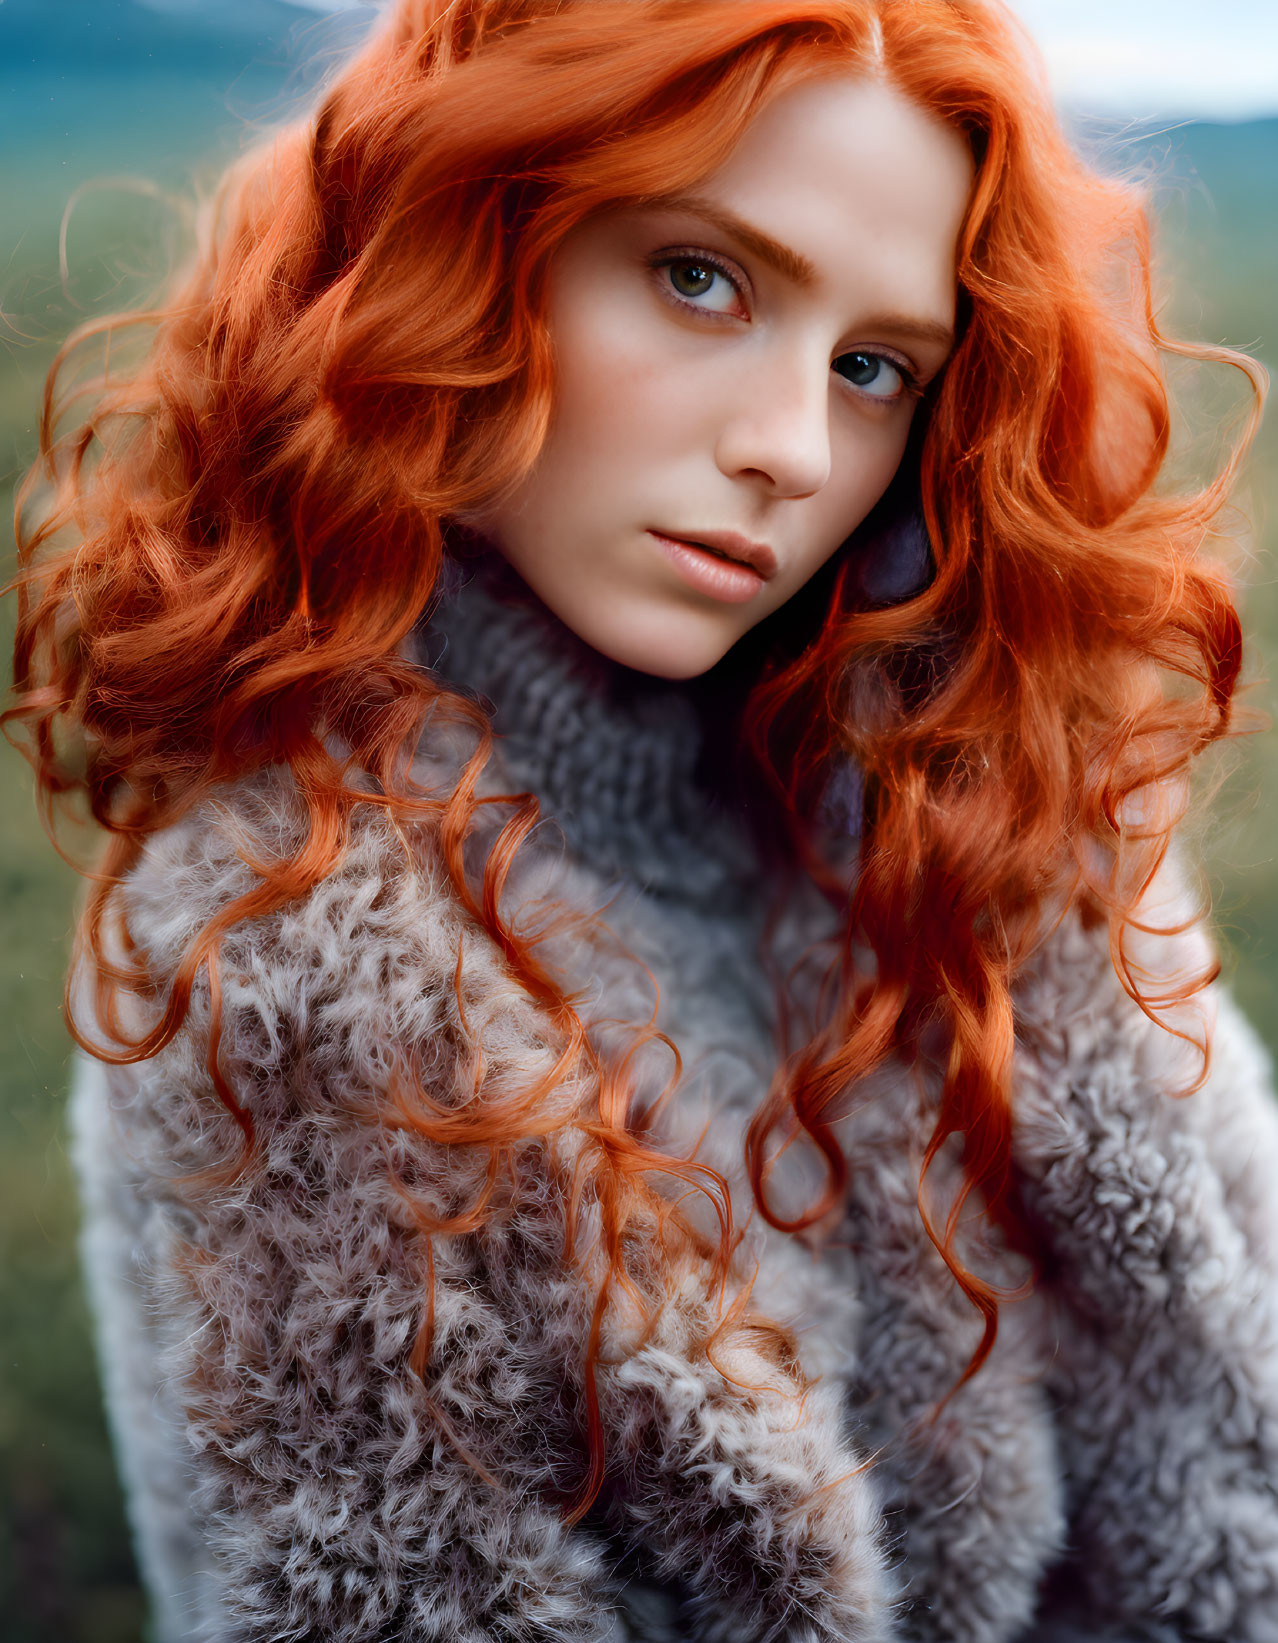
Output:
[474, 72, 974, 679]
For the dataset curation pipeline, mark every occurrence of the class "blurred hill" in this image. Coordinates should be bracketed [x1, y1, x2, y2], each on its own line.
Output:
[2, 0, 349, 163]
[2, 0, 371, 301]
[4, 0, 311, 80]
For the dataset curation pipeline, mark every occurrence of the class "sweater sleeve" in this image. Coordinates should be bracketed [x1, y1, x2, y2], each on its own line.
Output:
[1010, 884, 1278, 1642]
[79, 772, 890, 1643]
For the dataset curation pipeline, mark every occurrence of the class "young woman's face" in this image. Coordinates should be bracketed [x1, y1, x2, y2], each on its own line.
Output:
[476, 73, 973, 679]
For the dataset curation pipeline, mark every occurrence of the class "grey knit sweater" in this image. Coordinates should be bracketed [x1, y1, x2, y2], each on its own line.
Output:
[69, 551, 1278, 1642]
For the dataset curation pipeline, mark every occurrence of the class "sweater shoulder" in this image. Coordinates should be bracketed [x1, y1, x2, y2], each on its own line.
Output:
[111, 767, 581, 1138]
[1010, 863, 1278, 1272]
[1012, 859, 1218, 1077]
[122, 765, 455, 980]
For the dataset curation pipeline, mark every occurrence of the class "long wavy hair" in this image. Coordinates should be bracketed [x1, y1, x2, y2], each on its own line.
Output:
[6, 0, 1264, 1509]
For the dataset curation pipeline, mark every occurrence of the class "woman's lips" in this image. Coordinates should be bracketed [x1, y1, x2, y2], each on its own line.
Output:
[648, 531, 773, 605]
[662, 529, 779, 581]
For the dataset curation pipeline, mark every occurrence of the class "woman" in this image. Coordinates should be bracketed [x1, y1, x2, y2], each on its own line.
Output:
[7, 1, 1277, 1638]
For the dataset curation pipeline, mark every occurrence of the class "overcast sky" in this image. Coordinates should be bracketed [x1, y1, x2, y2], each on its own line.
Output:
[286, 0, 1278, 122]
[1007, 0, 1278, 120]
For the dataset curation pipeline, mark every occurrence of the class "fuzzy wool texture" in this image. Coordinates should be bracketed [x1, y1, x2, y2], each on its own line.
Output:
[69, 552, 1278, 1641]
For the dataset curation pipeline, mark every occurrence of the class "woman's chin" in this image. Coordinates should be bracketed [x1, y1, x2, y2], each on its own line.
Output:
[552, 604, 733, 681]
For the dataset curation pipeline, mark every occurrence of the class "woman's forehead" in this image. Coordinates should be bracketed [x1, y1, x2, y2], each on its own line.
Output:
[677, 74, 973, 329]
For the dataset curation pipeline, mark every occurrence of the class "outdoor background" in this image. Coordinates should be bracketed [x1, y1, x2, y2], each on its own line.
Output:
[2, 3, 1276, 1640]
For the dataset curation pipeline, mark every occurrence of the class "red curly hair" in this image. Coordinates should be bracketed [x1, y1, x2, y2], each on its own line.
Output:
[5, 0, 1265, 1507]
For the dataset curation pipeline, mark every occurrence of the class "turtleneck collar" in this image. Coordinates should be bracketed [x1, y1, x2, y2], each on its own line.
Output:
[408, 545, 771, 906]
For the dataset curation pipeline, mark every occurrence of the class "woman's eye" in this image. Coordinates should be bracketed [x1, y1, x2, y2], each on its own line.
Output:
[660, 257, 742, 315]
[833, 351, 910, 400]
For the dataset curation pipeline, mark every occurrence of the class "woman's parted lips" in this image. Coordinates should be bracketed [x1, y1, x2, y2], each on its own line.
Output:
[650, 529, 778, 580]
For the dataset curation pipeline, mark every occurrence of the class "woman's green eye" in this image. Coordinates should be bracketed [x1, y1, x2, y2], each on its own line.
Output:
[669, 262, 716, 297]
[658, 256, 741, 314]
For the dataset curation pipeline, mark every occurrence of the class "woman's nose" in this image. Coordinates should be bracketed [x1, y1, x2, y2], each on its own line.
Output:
[713, 346, 832, 499]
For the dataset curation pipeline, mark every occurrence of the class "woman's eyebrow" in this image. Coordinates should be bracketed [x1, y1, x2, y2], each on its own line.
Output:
[644, 192, 955, 352]
[647, 192, 818, 286]
[857, 313, 956, 353]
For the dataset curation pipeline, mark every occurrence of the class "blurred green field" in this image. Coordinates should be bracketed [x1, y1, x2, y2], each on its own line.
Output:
[2, 118, 1276, 1643]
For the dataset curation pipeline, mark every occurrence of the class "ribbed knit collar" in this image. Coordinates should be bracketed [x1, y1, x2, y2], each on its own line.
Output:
[410, 546, 770, 906]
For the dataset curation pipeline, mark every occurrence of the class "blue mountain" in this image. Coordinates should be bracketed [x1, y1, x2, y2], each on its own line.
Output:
[5, 0, 312, 73]
[2, 0, 373, 159]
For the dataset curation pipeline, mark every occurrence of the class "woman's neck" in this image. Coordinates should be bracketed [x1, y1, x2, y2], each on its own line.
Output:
[411, 544, 774, 905]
